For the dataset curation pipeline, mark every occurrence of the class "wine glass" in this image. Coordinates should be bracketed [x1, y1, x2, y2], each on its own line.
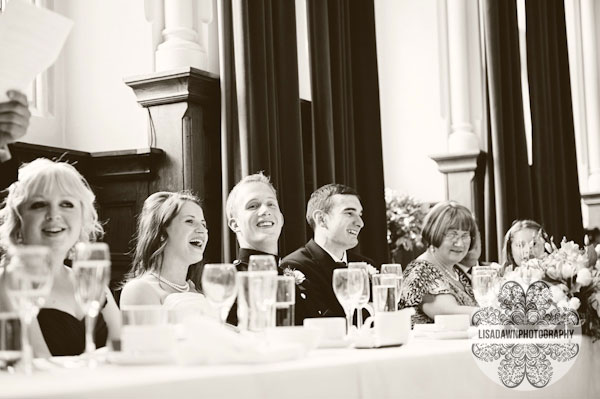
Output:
[0, 312, 21, 373]
[372, 273, 398, 312]
[72, 242, 111, 365]
[381, 264, 403, 309]
[201, 263, 237, 324]
[471, 266, 495, 307]
[248, 255, 278, 272]
[332, 269, 364, 336]
[3, 245, 53, 374]
[348, 262, 370, 328]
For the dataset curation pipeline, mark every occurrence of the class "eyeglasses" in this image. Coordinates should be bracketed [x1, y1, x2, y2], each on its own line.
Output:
[444, 230, 471, 243]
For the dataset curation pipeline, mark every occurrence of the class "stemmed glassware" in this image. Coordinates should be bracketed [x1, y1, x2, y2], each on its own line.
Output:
[348, 262, 370, 328]
[201, 263, 237, 324]
[0, 312, 21, 373]
[381, 264, 403, 310]
[72, 242, 111, 365]
[332, 268, 364, 336]
[471, 266, 496, 307]
[3, 245, 53, 374]
[248, 255, 278, 272]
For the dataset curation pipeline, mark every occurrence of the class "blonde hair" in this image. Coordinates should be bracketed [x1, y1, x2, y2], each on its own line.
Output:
[225, 172, 277, 222]
[0, 158, 103, 251]
[501, 219, 548, 269]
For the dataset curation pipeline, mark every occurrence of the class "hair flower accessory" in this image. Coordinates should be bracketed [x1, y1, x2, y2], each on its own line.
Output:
[283, 266, 306, 285]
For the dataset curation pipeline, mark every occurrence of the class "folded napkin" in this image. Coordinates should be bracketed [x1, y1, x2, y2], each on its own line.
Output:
[162, 292, 218, 322]
[174, 318, 305, 365]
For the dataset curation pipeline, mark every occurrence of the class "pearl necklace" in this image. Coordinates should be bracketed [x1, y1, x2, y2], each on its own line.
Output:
[150, 272, 190, 293]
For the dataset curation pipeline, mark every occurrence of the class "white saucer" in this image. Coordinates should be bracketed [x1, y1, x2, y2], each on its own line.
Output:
[317, 337, 352, 349]
[106, 351, 174, 366]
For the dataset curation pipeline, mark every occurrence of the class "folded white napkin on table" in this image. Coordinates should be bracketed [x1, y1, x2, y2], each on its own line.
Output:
[174, 317, 305, 365]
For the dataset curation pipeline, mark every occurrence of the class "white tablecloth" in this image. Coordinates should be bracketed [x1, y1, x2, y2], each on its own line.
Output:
[1, 337, 599, 399]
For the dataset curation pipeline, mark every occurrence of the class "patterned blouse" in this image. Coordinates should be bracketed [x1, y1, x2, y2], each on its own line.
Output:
[399, 259, 477, 325]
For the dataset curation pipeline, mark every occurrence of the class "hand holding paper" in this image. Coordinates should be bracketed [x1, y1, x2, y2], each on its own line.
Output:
[0, 0, 73, 161]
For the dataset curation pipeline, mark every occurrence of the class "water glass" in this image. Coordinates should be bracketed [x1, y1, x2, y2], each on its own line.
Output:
[332, 269, 364, 336]
[0, 312, 21, 372]
[201, 264, 237, 323]
[248, 255, 278, 272]
[4, 245, 53, 374]
[372, 273, 398, 312]
[471, 266, 496, 307]
[72, 242, 111, 364]
[275, 276, 295, 326]
[121, 306, 175, 356]
[348, 262, 370, 328]
[248, 271, 277, 331]
[381, 264, 403, 308]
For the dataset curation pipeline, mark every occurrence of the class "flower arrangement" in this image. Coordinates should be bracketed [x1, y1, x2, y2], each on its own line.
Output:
[504, 238, 600, 341]
[282, 266, 306, 285]
[385, 189, 428, 262]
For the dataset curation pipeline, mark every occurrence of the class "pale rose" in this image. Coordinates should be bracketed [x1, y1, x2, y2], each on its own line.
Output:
[576, 268, 593, 287]
[560, 262, 577, 279]
[546, 266, 560, 280]
[569, 297, 581, 310]
[550, 285, 567, 304]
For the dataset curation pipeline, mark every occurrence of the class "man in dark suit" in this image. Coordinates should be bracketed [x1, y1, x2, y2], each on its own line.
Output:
[225, 172, 284, 270]
[0, 91, 31, 190]
[281, 183, 373, 325]
[225, 172, 284, 325]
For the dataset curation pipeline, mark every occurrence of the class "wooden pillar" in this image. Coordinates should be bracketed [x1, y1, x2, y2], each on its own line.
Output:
[125, 67, 222, 263]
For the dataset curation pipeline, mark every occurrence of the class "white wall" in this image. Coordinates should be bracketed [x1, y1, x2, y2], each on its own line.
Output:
[23, 0, 156, 152]
[374, 0, 446, 203]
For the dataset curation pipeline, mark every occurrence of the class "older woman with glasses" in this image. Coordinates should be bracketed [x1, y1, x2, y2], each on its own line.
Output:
[399, 201, 478, 324]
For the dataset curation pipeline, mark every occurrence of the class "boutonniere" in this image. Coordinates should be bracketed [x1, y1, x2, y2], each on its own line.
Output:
[283, 266, 306, 285]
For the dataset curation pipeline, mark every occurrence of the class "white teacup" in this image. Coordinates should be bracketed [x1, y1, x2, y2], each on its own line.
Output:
[362, 307, 414, 347]
[303, 317, 346, 340]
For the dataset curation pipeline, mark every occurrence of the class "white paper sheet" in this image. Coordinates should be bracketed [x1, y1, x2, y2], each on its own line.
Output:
[0, 0, 73, 101]
[0, 0, 73, 160]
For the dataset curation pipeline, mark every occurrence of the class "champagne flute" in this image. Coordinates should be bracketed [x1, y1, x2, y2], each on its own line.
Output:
[332, 269, 364, 336]
[471, 266, 495, 307]
[248, 255, 278, 272]
[4, 245, 53, 374]
[72, 242, 111, 365]
[201, 264, 237, 324]
[348, 262, 370, 328]
[0, 312, 21, 373]
[381, 264, 403, 309]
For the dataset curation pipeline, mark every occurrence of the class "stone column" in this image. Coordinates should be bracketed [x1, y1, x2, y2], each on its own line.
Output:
[430, 0, 484, 215]
[446, 0, 479, 153]
[579, 0, 600, 228]
[124, 67, 222, 262]
[155, 0, 212, 71]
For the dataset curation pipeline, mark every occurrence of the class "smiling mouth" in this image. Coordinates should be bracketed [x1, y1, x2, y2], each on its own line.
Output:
[42, 227, 66, 235]
[257, 221, 275, 228]
[189, 239, 204, 248]
[347, 229, 360, 237]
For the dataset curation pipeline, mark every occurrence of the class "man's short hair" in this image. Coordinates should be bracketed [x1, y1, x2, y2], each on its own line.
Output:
[225, 172, 277, 222]
[305, 183, 359, 230]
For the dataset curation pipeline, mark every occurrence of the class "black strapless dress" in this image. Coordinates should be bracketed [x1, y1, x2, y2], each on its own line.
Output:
[37, 308, 108, 356]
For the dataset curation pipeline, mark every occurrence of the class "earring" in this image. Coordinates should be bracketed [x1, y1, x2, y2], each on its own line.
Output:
[16, 231, 23, 244]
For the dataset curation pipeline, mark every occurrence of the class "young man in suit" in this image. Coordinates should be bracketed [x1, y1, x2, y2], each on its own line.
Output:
[281, 183, 373, 325]
[226, 172, 284, 270]
[225, 172, 284, 325]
